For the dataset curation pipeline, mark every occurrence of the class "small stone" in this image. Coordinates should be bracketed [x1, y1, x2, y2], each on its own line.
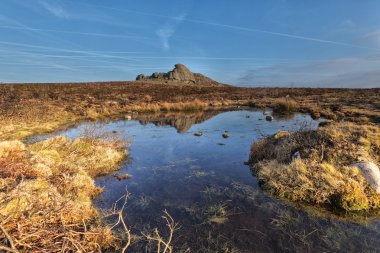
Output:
[194, 132, 203, 137]
[222, 132, 230, 138]
[266, 115, 274, 121]
[292, 151, 301, 161]
[350, 161, 380, 193]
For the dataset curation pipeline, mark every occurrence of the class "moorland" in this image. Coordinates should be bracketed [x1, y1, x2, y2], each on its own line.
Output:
[0, 65, 379, 252]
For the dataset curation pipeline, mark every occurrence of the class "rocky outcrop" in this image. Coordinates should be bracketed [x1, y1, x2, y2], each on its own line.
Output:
[136, 64, 223, 86]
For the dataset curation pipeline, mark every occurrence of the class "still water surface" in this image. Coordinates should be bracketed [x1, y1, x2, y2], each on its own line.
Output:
[33, 110, 380, 252]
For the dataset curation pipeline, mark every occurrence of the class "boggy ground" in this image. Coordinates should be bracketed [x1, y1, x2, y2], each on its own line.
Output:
[0, 81, 379, 140]
[249, 122, 380, 213]
[0, 81, 379, 251]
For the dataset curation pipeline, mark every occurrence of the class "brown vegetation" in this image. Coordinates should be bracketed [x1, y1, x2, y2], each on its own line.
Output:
[0, 80, 379, 250]
[249, 122, 380, 212]
[0, 82, 379, 140]
[0, 135, 127, 252]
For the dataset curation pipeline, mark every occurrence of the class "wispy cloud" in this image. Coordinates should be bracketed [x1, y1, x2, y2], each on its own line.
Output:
[89, 4, 380, 52]
[0, 25, 155, 40]
[38, 0, 70, 19]
[238, 57, 380, 88]
[364, 30, 380, 45]
[156, 14, 186, 50]
[0, 40, 150, 66]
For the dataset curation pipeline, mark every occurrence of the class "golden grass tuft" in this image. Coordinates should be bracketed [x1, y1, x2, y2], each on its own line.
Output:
[250, 122, 380, 212]
[29, 136, 127, 177]
[0, 133, 128, 252]
[272, 98, 299, 113]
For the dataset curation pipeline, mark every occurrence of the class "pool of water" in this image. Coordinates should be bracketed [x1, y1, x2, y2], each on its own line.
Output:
[32, 110, 380, 252]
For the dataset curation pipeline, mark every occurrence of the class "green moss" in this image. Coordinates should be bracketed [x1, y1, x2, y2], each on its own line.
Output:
[333, 182, 370, 211]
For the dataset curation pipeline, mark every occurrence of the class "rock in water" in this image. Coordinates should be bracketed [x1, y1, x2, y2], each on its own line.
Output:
[222, 131, 230, 138]
[350, 161, 380, 193]
[114, 173, 132, 181]
[266, 115, 274, 121]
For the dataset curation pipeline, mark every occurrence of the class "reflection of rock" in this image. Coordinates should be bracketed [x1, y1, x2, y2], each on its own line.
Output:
[272, 112, 296, 120]
[350, 161, 380, 193]
[134, 110, 222, 133]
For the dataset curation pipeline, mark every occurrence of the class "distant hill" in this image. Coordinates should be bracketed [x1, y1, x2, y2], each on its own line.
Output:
[136, 64, 227, 86]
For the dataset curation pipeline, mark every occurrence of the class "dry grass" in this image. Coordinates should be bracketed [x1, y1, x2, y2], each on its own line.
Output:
[0, 81, 379, 250]
[0, 134, 127, 252]
[250, 122, 380, 212]
[272, 98, 299, 113]
[0, 83, 379, 141]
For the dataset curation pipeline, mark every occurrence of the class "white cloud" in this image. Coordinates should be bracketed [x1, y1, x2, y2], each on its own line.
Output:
[156, 14, 186, 50]
[38, 0, 70, 19]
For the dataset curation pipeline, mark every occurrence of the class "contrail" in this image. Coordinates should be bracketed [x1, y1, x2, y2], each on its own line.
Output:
[0, 25, 155, 40]
[89, 4, 380, 52]
[0, 41, 145, 62]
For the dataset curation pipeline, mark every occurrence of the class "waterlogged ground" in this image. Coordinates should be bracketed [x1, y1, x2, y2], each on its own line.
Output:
[32, 110, 380, 252]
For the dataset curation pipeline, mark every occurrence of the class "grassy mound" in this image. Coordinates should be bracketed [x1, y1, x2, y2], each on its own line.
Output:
[0, 136, 127, 252]
[272, 98, 298, 114]
[249, 122, 380, 212]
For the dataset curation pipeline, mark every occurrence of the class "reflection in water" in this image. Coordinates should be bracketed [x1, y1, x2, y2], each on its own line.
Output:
[134, 110, 223, 133]
[272, 111, 296, 120]
[34, 110, 380, 252]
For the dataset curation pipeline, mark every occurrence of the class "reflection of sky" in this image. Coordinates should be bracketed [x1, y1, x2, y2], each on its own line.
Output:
[48, 110, 321, 205]
[30, 110, 380, 252]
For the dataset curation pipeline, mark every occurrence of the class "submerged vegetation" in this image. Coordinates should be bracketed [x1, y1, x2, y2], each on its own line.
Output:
[249, 122, 380, 212]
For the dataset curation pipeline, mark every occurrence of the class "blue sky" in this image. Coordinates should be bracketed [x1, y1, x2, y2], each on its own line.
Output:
[1, 0, 380, 87]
